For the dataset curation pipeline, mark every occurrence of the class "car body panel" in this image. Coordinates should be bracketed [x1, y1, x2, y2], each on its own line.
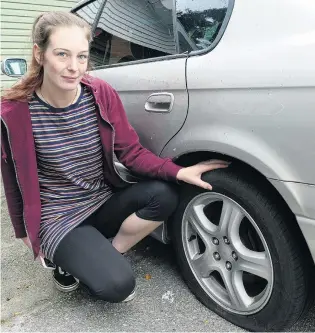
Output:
[269, 180, 315, 219]
[91, 58, 188, 155]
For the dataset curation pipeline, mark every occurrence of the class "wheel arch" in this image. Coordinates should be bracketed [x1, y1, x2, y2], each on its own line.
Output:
[172, 150, 299, 216]
[167, 150, 313, 264]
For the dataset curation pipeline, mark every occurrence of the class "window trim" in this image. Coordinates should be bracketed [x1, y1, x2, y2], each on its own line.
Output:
[172, 0, 180, 54]
[71, 0, 101, 13]
[91, 0, 107, 32]
[71, 0, 107, 34]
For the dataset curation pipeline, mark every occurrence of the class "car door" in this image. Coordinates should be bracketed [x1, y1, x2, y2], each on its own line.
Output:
[75, 0, 188, 156]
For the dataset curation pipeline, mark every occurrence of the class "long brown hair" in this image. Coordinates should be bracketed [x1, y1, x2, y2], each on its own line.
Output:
[2, 11, 92, 101]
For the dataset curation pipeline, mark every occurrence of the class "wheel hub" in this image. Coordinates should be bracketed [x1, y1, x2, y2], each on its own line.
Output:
[216, 238, 233, 262]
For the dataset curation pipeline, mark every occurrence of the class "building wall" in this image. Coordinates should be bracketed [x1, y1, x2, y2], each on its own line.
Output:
[1, 0, 77, 88]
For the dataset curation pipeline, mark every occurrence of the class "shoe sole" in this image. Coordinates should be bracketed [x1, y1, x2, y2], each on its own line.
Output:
[122, 289, 136, 302]
[54, 280, 79, 293]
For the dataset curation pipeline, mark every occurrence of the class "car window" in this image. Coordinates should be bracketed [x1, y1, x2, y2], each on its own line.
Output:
[89, 0, 177, 67]
[176, 0, 230, 52]
[76, 0, 231, 68]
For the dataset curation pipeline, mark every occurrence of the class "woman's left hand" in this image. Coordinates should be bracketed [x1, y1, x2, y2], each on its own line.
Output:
[176, 160, 230, 190]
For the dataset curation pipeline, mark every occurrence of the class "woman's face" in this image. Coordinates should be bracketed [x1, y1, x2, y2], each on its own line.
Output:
[36, 25, 89, 91]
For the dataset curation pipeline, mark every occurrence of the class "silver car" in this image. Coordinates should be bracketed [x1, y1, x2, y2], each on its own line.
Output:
[2, 0, 315, 331]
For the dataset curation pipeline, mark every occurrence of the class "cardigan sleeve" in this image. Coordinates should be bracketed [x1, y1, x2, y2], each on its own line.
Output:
[1, 123, 26, 238]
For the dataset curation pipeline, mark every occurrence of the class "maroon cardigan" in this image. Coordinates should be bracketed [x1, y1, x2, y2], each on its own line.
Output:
[1, 76, 182, 258]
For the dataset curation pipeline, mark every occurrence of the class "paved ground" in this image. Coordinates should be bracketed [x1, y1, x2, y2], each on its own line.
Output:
[1, 193, 315, 332]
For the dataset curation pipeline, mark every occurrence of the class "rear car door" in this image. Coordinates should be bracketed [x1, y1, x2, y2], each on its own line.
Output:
[75, 0, 189, 156]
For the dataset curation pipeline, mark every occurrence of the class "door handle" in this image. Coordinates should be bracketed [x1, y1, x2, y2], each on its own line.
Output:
[145, 93, 174, 113]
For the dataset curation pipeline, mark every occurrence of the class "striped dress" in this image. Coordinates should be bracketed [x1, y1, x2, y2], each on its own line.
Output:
[29, 85, 113, 261]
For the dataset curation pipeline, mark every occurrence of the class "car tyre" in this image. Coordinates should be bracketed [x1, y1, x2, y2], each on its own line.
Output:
[172, 168, 312, 332]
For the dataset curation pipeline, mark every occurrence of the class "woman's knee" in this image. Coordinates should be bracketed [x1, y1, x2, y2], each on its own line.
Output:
[145, 180, 179, 220]
[89, 269, 135, 303]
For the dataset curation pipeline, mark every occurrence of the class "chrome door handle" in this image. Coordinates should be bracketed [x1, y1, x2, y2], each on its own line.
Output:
[144, 92, 174, 113]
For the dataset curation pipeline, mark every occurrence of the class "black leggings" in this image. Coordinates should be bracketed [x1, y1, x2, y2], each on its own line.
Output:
[53, 180, 179, 302]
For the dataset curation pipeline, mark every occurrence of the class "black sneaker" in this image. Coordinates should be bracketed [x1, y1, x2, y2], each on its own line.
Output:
[53, 266, 79, 292]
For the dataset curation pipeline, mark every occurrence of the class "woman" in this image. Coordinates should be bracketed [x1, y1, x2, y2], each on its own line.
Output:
[1, 12, 229, 303]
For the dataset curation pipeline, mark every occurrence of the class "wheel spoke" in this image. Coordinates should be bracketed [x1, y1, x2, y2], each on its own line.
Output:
[187, 207, 214, 248]
[238, 248, 271, 281]
[193, 203, 216, 233]
[221, 269, 252, 309]
[191, 250, 215, 278]
[218, 200, 244, 238]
